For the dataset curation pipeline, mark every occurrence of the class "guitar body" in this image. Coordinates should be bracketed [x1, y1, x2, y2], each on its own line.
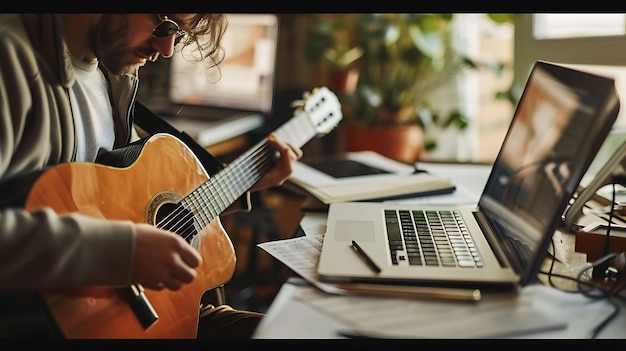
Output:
[25, 134, 236, 338]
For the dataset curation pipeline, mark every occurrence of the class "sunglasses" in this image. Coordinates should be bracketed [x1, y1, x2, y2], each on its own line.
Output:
[153, 14, 186, 45]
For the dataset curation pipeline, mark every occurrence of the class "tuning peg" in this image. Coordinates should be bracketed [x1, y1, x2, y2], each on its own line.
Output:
[290, 99, 304, 109]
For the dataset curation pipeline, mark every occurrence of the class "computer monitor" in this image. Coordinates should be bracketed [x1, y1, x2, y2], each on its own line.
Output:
[168, 13, 279, 115]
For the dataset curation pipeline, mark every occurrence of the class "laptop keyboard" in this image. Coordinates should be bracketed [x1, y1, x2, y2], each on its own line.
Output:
[384, 210, 483, 268]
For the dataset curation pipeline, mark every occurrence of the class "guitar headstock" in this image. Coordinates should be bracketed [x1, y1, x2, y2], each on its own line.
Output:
[299, 87, 343, 136]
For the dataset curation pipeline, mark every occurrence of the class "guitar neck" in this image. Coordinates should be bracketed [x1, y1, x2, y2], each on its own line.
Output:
[180, 112, 317, 227]
[272, 111, 319, 150]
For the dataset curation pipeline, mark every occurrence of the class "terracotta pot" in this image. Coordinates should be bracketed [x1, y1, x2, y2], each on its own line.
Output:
[343, 124, 424, 164]
[326, 68, 359, 94]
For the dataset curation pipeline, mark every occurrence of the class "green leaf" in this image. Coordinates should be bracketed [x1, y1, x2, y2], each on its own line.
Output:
[408, 25, 445, 61]
[487, 13, 515, 25]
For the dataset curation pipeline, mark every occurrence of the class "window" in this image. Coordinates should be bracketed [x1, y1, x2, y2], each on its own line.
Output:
[533, 14, 625, 39]
[461, 14, 626, 163]
[432, 14, 514, 162]
[514, 13, 626, 129]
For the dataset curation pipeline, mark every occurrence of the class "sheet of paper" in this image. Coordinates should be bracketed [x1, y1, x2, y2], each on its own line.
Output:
[298, 212, 328, 236]
[258, 235, 572, 338]
[293, 286, 571, 339]
[257, 235, 343, 294]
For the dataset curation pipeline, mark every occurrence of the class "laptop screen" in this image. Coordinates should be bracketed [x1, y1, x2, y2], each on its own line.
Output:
[168, 14, 279, 114]
[478, 61, 619, 280]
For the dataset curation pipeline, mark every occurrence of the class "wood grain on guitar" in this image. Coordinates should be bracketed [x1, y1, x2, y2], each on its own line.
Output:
[23, 87, 342, 338]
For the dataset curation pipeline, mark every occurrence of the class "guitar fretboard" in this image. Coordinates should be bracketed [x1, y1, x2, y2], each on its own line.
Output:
[182, 111, 318, 228]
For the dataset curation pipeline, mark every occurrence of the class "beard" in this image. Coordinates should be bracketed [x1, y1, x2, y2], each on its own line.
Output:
[93, 14, 156, 75]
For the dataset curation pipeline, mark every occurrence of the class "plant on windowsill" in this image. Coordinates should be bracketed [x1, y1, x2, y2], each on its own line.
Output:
[303, 13, 511, 163]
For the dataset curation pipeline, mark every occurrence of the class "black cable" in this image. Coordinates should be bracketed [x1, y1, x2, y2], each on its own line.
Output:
[589, 298, 620, 339]
[539, 183, 625, 338]
[577, 253, 622, 299]
[539, 268, 623, 339]
[546, 236, 560, 289]
[540, 270, 625, 298]
[592, 182, 617, 279]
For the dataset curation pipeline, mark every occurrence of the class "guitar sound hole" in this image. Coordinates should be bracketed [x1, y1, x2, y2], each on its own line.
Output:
[155, 202, 198, 243]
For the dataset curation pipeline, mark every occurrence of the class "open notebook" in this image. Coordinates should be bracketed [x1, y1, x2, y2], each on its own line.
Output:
[152, 14, 279, 146]
[289, 151, 455, 204]
[317, 61, 620, 288]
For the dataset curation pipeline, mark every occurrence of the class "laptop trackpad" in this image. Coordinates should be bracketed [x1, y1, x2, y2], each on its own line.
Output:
[334, 221, 376, 242]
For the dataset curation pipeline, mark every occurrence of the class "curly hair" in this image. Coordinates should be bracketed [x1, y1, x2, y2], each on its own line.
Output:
[176, 14, 228, 71]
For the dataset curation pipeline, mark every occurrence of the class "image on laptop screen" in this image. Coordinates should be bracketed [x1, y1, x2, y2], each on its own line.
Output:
[479, 62, 620, 273]
[168, 14, 279, 115]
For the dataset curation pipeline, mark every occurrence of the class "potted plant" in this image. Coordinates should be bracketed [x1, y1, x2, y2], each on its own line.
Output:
[303, 13, 507, 163]
[302, 14, 364, 95]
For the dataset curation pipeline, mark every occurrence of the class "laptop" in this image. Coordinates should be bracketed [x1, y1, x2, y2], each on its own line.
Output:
[153, 13, 279, 146]
[317, 61, 620, 288]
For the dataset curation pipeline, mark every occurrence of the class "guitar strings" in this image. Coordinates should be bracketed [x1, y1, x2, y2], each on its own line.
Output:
[153, 139, 277, 242]
[153, 109, 316, 243]
[157, 141, 274, 236]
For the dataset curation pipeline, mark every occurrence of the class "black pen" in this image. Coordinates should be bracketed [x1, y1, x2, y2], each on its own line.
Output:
[351, 240, 381, 273]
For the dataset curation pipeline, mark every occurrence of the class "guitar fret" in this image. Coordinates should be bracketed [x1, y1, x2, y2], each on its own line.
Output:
[275, 113, 317, 148]
[195, 188, 212, 227]
[218, 173, 231, 201]
[211, 176, 231, 215]
[183, 87, 341, 241]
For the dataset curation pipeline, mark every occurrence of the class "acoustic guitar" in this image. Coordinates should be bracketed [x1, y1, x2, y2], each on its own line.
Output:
[23, 87, 342, 338]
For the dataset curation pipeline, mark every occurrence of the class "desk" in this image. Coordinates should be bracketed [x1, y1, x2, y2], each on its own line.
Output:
[254, 212, 626, 339]
[253, 163, 626, 339]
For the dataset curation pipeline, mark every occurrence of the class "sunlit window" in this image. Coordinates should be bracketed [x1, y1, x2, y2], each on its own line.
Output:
[470, 13, 626, 162]
[516, 14, 626, 132]
[533, 14, 626, 39]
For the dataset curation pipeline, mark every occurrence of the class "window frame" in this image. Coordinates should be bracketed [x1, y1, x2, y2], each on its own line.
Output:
[513, 13, 626, 93]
